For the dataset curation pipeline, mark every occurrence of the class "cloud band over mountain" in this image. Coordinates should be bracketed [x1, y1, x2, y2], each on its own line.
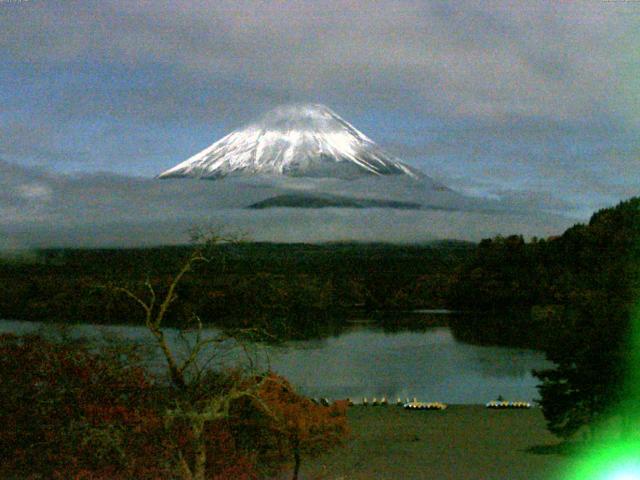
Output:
[1, 160, 573, 249]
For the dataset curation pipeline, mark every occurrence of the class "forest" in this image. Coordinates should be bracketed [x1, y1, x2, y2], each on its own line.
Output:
[0, 240, 474, 338]
[448, 197, 640, 350]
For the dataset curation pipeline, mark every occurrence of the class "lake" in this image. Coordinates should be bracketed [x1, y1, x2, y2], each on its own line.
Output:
[0, 318, 551, 404]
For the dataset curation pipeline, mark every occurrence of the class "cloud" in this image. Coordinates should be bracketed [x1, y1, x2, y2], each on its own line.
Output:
[383, 115, 640, 216]
[0, 159, 575, 249]
[0, 120, 90, 164]
[1, 0, 634, 123]
[16, 183, 52, 200]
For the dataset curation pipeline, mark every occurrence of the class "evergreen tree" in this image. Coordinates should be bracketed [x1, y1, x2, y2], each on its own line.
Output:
[533, 198, 640, 439]
[533, 302, 630, 439]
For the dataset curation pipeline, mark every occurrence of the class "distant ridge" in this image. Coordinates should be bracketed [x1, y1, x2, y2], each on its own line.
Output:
[246, 193, 423, 210]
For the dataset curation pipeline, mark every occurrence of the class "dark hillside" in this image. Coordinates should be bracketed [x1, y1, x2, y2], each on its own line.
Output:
[447, 197, 640, 349]
[0, 241, 474, 334]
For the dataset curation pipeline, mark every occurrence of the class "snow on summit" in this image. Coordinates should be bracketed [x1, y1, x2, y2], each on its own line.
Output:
[158, 104, 423, 180]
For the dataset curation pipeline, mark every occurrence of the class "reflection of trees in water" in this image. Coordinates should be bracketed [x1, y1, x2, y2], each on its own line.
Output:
[471, 349, 549, 379]
[448, 313, 551, 378]
[376, 314, 449, 333]
[218, 313, 346, 345]
[448, 312, 550, 350]
[232, 311, 450, 345]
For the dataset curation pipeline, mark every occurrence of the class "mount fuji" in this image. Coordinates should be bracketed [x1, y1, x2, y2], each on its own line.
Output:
[159, 103, 429, 182]
[157, 103, 475, 211]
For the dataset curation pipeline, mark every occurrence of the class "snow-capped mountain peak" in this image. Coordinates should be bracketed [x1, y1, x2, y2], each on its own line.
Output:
[158, 103, 423, 180]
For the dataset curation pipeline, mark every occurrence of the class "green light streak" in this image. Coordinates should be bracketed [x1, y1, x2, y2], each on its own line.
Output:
[563, 438, 640, 480]
[561, 269, 640, 478]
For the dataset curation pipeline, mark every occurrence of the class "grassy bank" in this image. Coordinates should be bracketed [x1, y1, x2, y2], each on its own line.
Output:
[301, 405, 572, 480]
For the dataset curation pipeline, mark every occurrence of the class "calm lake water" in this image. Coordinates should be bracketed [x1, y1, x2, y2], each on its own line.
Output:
[0, 319, 551, 404]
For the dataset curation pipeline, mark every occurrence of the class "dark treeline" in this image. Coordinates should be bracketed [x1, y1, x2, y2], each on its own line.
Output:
[447, 197, 640, 349]
[0, 240, 474, 337]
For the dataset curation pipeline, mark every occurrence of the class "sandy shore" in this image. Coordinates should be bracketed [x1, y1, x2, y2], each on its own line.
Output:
[300, 405, 572, 480]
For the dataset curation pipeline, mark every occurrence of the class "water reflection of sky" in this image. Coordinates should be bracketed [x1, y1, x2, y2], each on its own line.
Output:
[263, 328, 551, 403]
[0, 320, 551, 404]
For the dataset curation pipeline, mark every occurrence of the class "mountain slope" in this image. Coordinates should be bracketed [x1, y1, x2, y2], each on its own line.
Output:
[158, 104, 427, 181]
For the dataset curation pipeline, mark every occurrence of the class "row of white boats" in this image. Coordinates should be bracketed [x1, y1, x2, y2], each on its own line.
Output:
[312, 397, 532, 410]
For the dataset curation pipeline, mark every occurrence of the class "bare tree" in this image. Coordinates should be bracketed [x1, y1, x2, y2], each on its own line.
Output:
[113, 228, 274, 480]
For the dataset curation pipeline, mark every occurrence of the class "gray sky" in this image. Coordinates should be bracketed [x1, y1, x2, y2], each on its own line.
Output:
[1, 0, 638, 246]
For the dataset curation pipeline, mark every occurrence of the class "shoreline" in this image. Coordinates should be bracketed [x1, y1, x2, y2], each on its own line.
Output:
[301, 404, 571, 480]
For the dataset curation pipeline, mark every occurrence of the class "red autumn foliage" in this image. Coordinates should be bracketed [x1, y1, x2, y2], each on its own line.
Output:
[0, 335, 347, 479]
[230, 373, 350, 479]
[0, 333, 172, 479]
[257, 374, 349, 452]
[0, 334, 258, 479]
